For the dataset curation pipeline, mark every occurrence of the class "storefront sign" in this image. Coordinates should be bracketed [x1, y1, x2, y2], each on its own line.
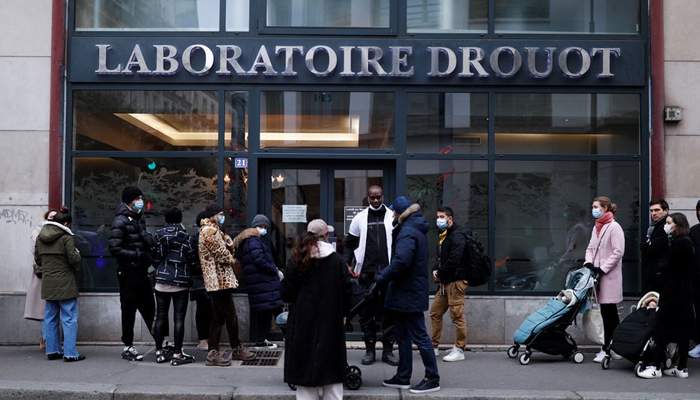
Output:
[282, 204, 307, 223]
[70, 38, 645, 86]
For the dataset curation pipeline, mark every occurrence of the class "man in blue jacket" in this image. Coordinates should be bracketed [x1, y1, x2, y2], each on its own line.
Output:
[376, 196, 440, 394]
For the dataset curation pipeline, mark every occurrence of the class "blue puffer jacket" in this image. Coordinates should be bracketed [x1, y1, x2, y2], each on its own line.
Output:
[234, 228, 283, 312]
[377, 204, 430, 313]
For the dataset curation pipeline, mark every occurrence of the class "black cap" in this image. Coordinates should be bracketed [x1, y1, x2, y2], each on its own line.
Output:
[202, 203, 224, 219]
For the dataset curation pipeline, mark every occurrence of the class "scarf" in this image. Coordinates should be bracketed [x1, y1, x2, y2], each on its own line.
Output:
[595, 211, 614, 236]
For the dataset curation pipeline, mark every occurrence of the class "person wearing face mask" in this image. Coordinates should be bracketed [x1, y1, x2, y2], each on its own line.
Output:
[35, 207, 84, 362]
[198, 203, 255, 366]
[109, 185, 157, 362]
[429, 207, 469, 362]
[233, 214, 284, 350]
[640, 199, 671, 293]
[638, 213, 695, 379]
[583, 196, 625, 363]
[343, 185, 398, 366]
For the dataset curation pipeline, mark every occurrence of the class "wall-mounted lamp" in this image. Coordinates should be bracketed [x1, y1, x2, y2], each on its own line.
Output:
[271, 174, 285, 188]
[224, 173, 231, 184]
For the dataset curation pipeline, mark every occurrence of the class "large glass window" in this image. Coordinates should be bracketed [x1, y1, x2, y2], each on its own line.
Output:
[75, 0, 220, 31]
[266, 0, 390, 28]
[73, 91, 232, 152]
[407, 93, 488, 154]
[494, 161, 640, 293]
[226, 0, 250, 31]
[495, 93, 640, 155]
[260, 92, 395, 149]
[407, 0, 488, 33]
[495, 0, 640, 34]
[225, 91, 250, 151]
[72, 157, 218, 290]
[407, 160, 489, 290]
[224, 157, 249, 233]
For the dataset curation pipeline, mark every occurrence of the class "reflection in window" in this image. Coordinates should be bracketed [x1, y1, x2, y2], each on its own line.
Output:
[260, 92, 395, 149]
[407, 0, 487, 33]
[266, 0, 390, 28]
[495, 93, 640, 155]
[226, 0, 250, 31]
[225, 92, 250, 151]
[407, 160, 489, 290]
[495, 0, 639, 34]
[407, 93, 488, 154]
[494, 161, 640, 293]
[224, 158, 248, 233]
[73, 91, 225, 152]
[75, 0, 220, 31]
[71, 157, 218, 290]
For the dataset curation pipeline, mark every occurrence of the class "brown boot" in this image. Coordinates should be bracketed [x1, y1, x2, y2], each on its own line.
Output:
[205, 349, 232, 367]
[231, 345, 256, 361]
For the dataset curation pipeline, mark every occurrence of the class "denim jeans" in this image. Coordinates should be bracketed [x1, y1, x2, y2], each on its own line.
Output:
[44, 298, 79, 358]
[393, 311, 439, 383]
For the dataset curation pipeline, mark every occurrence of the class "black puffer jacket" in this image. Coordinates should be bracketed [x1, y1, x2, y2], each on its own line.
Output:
[689, 199, 700, 282]
[640, 220, 669, 292]
[432, 223, 468, 284]
[109, 203, 153, 270]
[153, 224, 196, 287]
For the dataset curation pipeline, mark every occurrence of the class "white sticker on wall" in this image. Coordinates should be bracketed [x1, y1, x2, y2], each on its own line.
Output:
[282, 204, 308, 223]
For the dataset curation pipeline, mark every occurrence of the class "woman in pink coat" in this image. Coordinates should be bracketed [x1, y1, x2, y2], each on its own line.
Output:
[583, 196, 625, 363]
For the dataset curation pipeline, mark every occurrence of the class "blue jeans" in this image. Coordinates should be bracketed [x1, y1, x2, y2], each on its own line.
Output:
[393, 311, 439, 382]
[44, 298, 79, 358]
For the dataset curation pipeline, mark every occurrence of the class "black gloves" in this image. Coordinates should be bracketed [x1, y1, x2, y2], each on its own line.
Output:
[584, 262, 604, 275]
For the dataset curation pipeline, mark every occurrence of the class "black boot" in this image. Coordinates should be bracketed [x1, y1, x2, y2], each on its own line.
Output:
[362, 339, 376, 365]
[381, 341, 399, 366]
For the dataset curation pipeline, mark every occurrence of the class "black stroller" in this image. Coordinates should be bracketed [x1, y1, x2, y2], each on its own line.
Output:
[600, 291, 672, 375]
[507, 267, 595, 365]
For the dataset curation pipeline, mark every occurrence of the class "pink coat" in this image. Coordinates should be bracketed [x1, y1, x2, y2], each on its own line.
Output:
[585, 220, 625, 304]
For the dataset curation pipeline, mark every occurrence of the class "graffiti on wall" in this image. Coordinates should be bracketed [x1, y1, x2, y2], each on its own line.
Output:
[0, 208, 34, 226]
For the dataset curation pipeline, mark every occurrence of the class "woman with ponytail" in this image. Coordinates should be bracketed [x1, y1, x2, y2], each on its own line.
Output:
[584, 196, 625, 363]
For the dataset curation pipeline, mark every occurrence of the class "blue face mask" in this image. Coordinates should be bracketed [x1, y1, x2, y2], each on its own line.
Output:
[257, 227, 267, 236]
[218, 215, 225, 225]
[132, 200, 144, 211]
[592, 208, 603, 219]
[436, 218, 448, 230]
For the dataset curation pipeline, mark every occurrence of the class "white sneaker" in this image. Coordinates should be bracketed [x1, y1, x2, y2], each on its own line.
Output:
[688, 344, 700, 359]
[442, 346, 465, 362]
[638, 366, 662, 379]
[663, 367, 689, 378]
[593, 350, 606, 363]
[433, 347, 440, 357]
[610, 350, 622, 360]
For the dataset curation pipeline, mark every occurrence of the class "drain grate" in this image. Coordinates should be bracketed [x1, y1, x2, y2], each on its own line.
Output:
[241, 350, 282, 366]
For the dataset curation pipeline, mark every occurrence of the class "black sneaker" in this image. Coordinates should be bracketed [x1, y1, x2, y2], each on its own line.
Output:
[382, 376, 411, 390]
[170, 352, 195, 366]
[63, 355, 86, 362]
[155, 349, 172, 363]
[409, 378, 440, 394]
[47, 352, 64, 361]
[121, 346, 144, 361]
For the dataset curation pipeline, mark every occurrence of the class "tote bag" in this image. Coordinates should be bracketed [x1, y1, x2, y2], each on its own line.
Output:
[583, 290, 605, 345]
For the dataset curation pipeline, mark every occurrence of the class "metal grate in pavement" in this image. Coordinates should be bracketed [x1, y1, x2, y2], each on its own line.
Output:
[241, 350, 282, 366]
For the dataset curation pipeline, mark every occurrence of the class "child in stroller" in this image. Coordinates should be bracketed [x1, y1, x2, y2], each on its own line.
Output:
[600, 292, 672, 375]
[276, 307, 363, 391]
[507, 267, 596, 365]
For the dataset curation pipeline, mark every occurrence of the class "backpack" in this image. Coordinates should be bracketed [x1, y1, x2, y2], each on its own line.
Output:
[458, 228, 492, 287]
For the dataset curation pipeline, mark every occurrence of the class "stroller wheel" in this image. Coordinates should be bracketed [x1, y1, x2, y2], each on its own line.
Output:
[507, 346, 519, 359]
[664, 356, 673, 369]
[519, 352, 531, 365]
[347, 365, 362, 376]
[288, 383, 297, 391]
[573, 352, 585, 364]
[601, 356, 611, 370]
[345, 372, 362, 390]
[635, 362, 645, 377]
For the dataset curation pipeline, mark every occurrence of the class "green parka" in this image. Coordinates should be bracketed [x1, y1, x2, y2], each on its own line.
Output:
[34, 222, 81, 301]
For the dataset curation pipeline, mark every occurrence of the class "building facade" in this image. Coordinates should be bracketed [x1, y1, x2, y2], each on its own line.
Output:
[1, 0, 692, 346]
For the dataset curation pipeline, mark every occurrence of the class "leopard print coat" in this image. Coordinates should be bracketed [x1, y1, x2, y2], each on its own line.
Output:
[198, 219, 239, 292]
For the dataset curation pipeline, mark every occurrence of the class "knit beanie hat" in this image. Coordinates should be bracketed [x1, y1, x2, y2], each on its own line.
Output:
[251, 214, 271, 228]
[164, 207, 182, 224]
[388, 196, 412, 214]
[202, 203, 224, 219]
[121, 186, 143, 204]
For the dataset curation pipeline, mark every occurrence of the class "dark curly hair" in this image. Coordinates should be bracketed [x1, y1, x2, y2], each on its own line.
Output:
[291, 231, 319, 276]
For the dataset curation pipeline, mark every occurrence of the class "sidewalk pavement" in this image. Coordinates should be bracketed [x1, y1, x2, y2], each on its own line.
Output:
[0, 344, 699, 400]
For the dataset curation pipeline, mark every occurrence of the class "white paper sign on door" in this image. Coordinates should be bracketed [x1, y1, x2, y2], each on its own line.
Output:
[282, 204, 308, 223]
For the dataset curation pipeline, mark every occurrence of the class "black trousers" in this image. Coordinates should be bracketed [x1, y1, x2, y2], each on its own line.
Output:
[117, 268, 156, 347]
[600, 303, 620, 350]
[654, 340, 689, 370]
[250, 308, 283, 344]
[358, 270, 395, 346]
[154, 290, 189, 353]
[190, 290, 212, 341]
[208, 289, 241, 350]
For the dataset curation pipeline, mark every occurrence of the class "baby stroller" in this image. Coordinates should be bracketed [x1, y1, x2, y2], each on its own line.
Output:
[600, 291, 672, 375]
[507, 267, 596, 365]
[276, 306, 363, 391]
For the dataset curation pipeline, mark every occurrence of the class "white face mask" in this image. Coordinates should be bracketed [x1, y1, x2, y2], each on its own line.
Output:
[436, 218, 448, 230]
[592, 208, 603, 219]
[257, 227, 267, 236]
[368, 203, 383, 211]
[664, 224, 673, 235]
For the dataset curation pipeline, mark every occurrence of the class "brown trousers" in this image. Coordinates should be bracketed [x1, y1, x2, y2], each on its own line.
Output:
[429, 280, 468, 350]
